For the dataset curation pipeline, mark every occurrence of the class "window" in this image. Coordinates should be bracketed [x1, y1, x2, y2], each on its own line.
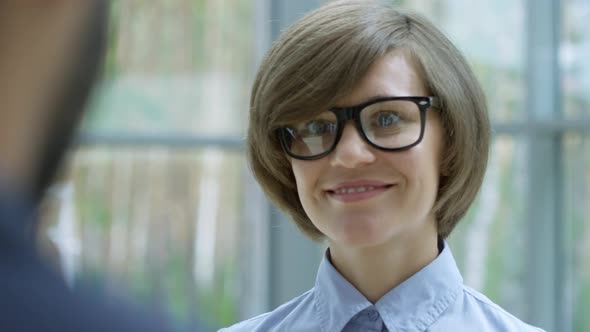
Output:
[562, 1, 590, 331]
[39, 1, 590, 331]
[39, 1, 259, 329]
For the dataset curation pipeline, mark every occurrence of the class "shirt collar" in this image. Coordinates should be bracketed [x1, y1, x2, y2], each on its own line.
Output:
[314, 241, 463, 332]
[314, 249, 373, 332]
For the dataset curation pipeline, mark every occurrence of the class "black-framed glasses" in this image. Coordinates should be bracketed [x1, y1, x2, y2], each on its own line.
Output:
[278, 96, 440, 160]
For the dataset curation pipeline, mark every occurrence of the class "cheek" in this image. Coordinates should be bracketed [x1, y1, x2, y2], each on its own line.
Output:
[388, 144, 441, 191]
[291, 160, 320, 200]
[291, 161, 307, 190]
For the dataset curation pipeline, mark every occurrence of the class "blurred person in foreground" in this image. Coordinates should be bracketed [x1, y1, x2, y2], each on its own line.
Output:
[222, 1, 544, 331]
[0, 2, 178, 331]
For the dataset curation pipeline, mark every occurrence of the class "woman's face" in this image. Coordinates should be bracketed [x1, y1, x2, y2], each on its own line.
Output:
[291, 51, 444, 248]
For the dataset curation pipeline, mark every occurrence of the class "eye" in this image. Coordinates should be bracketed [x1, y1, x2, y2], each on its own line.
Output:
[304, 120, 335, 136]
[374, 111, 401, 128]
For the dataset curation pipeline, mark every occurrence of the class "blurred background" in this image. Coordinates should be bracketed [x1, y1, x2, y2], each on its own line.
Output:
[36, 0, 589, 331]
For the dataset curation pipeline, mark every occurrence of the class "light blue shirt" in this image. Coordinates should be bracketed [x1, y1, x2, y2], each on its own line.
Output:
[221, 242, 545, 331]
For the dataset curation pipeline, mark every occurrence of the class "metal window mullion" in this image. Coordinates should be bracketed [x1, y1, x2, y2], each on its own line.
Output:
[492, 120, 590, 134]
[525, 0, 562, 331]
[267, 0, 324, 310]
[73, 120, 590, 150]
[76, 133, 244, 150]
[235, 0, 273, 320]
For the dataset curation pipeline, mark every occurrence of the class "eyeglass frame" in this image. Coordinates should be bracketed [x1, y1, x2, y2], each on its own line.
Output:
[277, 96, 441, 161]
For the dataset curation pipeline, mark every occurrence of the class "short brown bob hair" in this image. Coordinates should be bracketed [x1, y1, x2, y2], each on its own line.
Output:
[248, 0, 490, 240]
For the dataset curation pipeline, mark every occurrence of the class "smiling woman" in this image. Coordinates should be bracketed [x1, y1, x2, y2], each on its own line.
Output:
[219, 0, 544, 331]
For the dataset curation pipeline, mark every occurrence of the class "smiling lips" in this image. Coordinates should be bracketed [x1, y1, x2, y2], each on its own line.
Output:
[326, 180, 394, 203]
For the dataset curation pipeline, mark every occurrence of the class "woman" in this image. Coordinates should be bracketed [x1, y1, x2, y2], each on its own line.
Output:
[222, 0, 544, 331]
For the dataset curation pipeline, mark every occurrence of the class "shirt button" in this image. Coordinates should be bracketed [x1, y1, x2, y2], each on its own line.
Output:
[367, 310, 379, 321]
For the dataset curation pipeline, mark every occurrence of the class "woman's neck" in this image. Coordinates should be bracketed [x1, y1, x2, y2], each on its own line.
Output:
[328, 225, 439, 303]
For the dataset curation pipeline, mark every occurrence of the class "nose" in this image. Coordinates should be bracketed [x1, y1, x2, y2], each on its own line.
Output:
[329, 123, 376, 168]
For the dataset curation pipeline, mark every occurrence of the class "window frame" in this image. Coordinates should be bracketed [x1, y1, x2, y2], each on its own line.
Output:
[75, 1, 590, 331]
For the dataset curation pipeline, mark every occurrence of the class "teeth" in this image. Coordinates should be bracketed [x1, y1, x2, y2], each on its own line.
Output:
[335, 186, 376, 194]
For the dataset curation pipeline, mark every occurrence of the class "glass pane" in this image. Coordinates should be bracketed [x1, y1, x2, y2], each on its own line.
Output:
[563, 134, 590, 332]
[82, 0, 255, 136]
[448, 136, 528, 318]
[37, 147, 247, 330]
[562, 0, 590, 119]
[396, 0, 525, 122]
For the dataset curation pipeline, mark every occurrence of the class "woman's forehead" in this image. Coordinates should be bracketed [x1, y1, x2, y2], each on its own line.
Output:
[334, 51, 428, 108]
